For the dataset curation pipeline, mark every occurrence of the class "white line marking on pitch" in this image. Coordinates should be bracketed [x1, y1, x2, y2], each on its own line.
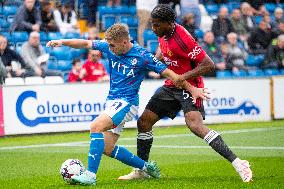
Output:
[0, 127, 283, 150]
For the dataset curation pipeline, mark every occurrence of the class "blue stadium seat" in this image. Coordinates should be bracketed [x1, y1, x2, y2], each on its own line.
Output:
[70, 49, 82, 59]
[129, 6, 137, 15]
[120, 15, 139, 27]
[247, 69, 265, 77]
[254, 16, 263, 25]
[47, 60, 58, 70]
[11, 32, 29, 43]
[147, 40, 159, 53]
[264, 69, 280, 76]
[265, 3, 277, 14]
[129, 27, 138, 41]
[64, 32, 81, 39]
[50, 47, 71, 60]
[102, 14, 116, 30]
[246, 54, 264, 67]
[194, 29, 204, 40]
[3, 6, 17, 17]
[0, 18, 10, 31]
[216, 70, 232, 79]
[15, 42, 24, 53]
[6, 15, 14, 23]
[143, 29, 157, 46]
[280, 69, 284, 75]
[98, 6, 114, 20]
[57, 60, 72, 71]
[39, 32, 48, 42]
[112, 6, 128, 14]
[48, 32, 63, 40]
[205, 4, 219, 16]
[232, 70, 247, 77]
[1, 32, 12, 42]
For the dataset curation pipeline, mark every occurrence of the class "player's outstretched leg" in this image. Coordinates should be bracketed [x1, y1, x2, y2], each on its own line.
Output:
[109, 145, 160, 180]
[186, 111, 253, 182]
[118, 110, 158, 180]
[72, 133, 104, 185]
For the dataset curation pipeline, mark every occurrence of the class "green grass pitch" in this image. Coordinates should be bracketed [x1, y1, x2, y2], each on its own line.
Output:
[0, 120, 284, 188]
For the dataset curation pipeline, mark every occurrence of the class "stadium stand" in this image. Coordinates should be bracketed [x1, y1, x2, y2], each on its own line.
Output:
[24, 76, 45, 85]
[44, 76, 65, 84]
[4, 77, 25, 86]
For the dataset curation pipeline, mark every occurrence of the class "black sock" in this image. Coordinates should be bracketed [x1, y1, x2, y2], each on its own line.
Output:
[204, 130, 237, 162]
[137, 131, 153, 162]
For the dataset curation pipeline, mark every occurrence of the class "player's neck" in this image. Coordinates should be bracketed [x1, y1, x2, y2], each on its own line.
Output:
[123, 41, 133, 54]
[164, 23, 176, 40]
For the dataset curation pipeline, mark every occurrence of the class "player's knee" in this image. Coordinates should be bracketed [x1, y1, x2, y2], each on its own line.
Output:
[90, 125, 103, 133]
[137, 117, 152, 132]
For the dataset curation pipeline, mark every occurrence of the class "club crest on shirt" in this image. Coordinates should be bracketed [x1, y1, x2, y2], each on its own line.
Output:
[131, 58, 138, 65]
[167, 50, 173, 57]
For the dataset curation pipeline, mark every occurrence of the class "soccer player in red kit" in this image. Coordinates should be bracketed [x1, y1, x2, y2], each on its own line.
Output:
[119, 4, 253, 182]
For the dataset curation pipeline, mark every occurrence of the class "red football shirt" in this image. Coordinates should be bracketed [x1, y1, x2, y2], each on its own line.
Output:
[68, 70, 80, 82]
[82, 60, 108, 82]
[158, 24, 206, 88]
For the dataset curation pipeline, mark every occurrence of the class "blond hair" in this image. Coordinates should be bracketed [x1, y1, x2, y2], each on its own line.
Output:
[105, 23, 130, 41]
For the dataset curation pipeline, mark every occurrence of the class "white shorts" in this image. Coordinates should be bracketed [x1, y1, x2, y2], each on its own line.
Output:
[103, 99, 138, 135]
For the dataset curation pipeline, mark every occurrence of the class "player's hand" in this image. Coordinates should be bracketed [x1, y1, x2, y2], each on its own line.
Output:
[46, 40, 63, 47]
[190, 87, 211, 104]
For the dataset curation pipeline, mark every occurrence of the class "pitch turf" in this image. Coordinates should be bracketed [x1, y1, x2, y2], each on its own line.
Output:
[0, 120, 284, 188]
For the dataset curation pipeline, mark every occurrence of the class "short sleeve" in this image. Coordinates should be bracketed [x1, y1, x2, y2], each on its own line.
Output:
[143, 51, 167, 74]
[182, 29, 206, 64]
[92, 40, 109, 53]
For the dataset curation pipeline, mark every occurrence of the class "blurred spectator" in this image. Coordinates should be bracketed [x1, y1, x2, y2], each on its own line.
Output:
[272, 7, 284, 28]
[201, 31, 226, 73]
[263, 12, 273, 30]
[10, 0, 41, 32]
[85, 27, 101, 40]
[230, 9, 248, 37]
[21, 32, 62, 77]
[107, 0, 121, 7]
[240, 2, 256, 32]
[180, 0, 201, 29]
[136, 0, 157, 46]
[68, 58, 82, 82]
[212, 6, 235, 43]
[0, 35, 34, 78]
[226, 32, 249, 71]
[262, 34, 284, 69]
[53, 3, 79, 35]
[158, 0, 180, 12]
[248, 20, 274, 54]
[40, 1, 59, 32]
[86, 0, 98, 26]
[272, 19, 284, 39]
[0, 58, 6, 84]
[80, 50, 109, 82]
[182, 13, 197, 40]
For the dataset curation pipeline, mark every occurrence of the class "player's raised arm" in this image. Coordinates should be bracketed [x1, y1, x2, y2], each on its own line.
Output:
[46, 39, 92, 49]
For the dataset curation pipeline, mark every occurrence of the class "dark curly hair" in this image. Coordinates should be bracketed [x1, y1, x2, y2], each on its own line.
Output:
[151, 4, 176, 23]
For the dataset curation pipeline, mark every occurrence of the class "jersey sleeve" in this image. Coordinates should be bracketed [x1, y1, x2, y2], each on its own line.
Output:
[143, 51, 167, 74]
[92, 40, 109, 53]
[182, 29, 206, 64]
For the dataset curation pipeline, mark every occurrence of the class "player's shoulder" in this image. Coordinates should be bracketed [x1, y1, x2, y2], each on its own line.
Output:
[175, 24, 193, 38]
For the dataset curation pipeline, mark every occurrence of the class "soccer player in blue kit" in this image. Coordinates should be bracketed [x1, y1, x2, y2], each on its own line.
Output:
[46, 23, 210, 185]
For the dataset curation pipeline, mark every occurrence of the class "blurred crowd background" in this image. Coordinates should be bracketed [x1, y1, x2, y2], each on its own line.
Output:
[0, 0, 283, 85]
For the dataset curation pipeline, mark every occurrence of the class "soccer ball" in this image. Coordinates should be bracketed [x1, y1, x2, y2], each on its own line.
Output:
[60, 159, 85, 184]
